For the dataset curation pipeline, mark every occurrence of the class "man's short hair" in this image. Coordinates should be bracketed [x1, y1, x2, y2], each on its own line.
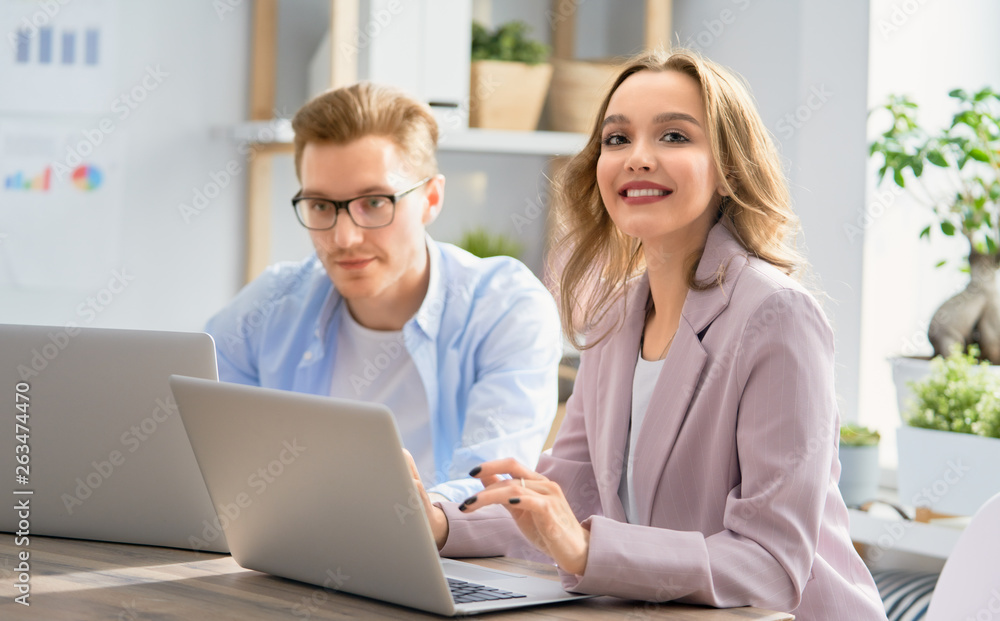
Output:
[291, 82, 439, 182]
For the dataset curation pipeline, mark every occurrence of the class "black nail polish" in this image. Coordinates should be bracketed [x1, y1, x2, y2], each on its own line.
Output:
[458, 503, 467, 512]
[462, 495, 477, 506]
[468, 466, 482, 477]
[508, 497, 521, 505]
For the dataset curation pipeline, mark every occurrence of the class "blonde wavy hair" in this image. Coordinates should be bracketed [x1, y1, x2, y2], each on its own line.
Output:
[550, 49, 805, 348]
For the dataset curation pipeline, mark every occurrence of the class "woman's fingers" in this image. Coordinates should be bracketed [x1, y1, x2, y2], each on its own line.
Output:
[469, 457, 546, 483]
[457, 475, 589, 575]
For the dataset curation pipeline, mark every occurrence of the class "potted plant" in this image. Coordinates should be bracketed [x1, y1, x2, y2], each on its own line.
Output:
[870, 88, 1000, 362]
[838, 424, 881, 507]
[869, 87, 1000, 420]
[469, 21, 552, 131]
[457, 227, 523, 260]
[898, 345, 1000, 515]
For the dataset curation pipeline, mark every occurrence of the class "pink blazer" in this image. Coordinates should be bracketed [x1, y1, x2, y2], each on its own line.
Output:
[440, 223, 887, 620]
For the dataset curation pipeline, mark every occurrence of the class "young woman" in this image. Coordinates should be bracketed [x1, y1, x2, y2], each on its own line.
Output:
[409, 49, 888, 620]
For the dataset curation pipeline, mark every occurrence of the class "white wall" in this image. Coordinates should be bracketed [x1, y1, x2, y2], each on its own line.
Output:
[0, 0, 248, 332]
[673, 0, 871, 424]
[860, 0, 1000, 467]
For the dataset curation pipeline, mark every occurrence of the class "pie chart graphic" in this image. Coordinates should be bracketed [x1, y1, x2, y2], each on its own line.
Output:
[71, 165, 103, 191]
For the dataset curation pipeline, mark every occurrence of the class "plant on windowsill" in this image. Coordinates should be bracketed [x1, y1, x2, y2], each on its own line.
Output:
[897, 345, 1000, 516]
[468, 20, 552, 131]
[838, 424, 881, 507]
[869, 87, 1000, 364]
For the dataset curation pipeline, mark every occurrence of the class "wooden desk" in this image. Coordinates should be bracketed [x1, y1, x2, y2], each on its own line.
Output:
[0, 536, 792, 620]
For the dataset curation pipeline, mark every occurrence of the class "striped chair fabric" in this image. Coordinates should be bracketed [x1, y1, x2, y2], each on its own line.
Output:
[871, 569, 938, 621]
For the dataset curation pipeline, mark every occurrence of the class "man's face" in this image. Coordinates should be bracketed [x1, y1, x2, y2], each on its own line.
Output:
[299, 136, 442, 308]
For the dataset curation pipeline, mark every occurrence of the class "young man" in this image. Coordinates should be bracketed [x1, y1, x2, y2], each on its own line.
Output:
[205, 82, 561, 502]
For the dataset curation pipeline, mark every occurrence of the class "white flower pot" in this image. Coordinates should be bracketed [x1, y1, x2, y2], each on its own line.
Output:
[896, 425, 1000, 516]
[838, 445, 880, 507]
[889, 356, 934, 418]
[890, 355, 1000, 418]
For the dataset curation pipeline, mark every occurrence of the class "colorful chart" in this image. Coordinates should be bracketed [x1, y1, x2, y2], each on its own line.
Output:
[71, 165, 103, 191]
[3, 167, 51, 191]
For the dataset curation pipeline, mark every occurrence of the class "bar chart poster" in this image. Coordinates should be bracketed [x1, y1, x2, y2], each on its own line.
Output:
[0, 120, 125, 289]
[0, 0, 119, 114]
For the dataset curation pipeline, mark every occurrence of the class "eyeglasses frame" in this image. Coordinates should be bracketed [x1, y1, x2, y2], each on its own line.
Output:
[291, 176, 432, 231]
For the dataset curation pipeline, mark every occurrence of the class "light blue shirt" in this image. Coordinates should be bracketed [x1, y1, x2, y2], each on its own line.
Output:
[205, 238, 562, 501]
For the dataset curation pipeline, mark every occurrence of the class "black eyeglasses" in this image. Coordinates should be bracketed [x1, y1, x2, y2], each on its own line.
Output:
[291, 177, 432, 230]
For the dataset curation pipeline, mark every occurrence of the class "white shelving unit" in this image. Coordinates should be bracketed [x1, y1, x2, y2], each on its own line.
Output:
[231, 121, 587, 157]
[236, 0, 670, 282]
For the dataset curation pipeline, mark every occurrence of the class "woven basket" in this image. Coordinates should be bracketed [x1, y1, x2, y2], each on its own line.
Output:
[547, 57, 624, 134]
[469, 60, 553, 131]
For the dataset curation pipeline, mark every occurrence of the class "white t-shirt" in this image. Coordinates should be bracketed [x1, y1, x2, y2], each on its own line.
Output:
[328, 307, 434, 482]
[617, 353, 665, 524]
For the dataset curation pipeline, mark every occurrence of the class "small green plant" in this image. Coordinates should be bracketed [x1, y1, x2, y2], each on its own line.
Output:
[906, 345, 1000, 438]
[471, 21, 549, 65]
[840, 424, 881, 447]
[458, 228, 523, 260]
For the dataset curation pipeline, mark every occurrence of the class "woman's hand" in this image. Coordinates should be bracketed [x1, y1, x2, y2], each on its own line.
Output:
[402, 449, 449, 550]
[458, 458, 590, 575]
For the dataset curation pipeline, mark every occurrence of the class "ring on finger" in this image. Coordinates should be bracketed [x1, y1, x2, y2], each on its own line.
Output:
[520, 477, 525, 488]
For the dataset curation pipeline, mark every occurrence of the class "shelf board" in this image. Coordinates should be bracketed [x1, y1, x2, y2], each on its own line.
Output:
[438, 127, 587, 156]
[848, 507, 963, 559]
[228, 121, 588, 157]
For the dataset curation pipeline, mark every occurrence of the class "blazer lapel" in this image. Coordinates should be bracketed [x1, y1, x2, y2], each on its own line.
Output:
[630, 322, 707, 525]
[591, 278, 647, 523]
[629, 221, 749, 525]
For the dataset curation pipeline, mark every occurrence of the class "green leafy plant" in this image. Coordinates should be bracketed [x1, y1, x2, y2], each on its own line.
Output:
[906, 345, 1000, 438]
[458, 228, 523, 260]
[869, 88, 1000, 363]
[471, 21, 549, 65]
[839, 424, 881, 447]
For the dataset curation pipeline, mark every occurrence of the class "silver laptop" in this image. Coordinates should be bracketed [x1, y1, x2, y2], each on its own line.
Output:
[0, 324, 227, 553]
[169, 375, 594, 616]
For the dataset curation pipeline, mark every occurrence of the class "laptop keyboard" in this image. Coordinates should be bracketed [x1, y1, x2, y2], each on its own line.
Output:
[447, 577, 526, 603]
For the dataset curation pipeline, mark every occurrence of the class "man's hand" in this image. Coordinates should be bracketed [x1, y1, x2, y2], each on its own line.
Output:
[403, 449, 450, 550]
